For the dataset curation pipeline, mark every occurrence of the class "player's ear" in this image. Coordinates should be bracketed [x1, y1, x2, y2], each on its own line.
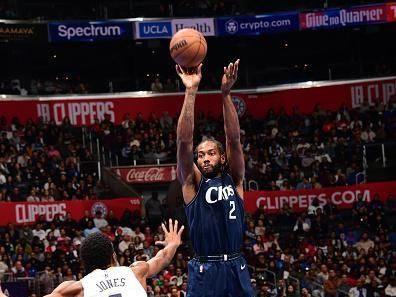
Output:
[220, 154, 226, 164]
[112, 252, 119, 266]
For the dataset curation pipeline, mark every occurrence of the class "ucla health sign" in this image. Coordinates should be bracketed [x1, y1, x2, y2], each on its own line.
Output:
[134, 18, 214, 39]
[300, 4, 387, 30]
[48, 21, 132, 42]
[134, 21, 172, 39]
[217, 13, 299, 36]
[171, 18, 215, 36]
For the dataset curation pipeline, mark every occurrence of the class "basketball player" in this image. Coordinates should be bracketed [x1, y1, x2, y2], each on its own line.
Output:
[43, 219, 184, 297]
[176, 59, 255, 296]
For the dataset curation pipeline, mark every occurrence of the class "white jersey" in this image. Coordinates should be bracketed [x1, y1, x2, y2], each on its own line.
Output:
[81, 266, 147, 297]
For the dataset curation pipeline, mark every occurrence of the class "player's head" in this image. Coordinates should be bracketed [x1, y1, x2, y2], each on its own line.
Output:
[80, 232, 117, 274]
[195, 139, 226, 178]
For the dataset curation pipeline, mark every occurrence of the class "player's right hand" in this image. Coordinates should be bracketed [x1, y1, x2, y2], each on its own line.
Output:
[155, 219, 184, 247]
[176, 63, 202, 90]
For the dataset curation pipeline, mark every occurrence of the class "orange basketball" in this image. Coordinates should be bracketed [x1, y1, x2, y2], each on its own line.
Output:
[169, 28, 207, 68]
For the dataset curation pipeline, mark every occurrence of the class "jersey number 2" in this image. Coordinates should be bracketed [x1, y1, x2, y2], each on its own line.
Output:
[229, 201, 236, 219]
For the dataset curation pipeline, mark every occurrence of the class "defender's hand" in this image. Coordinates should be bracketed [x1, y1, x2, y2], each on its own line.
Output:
[221, 59, 240, 95]
[155, 219, 184, 247]
[176, 64, 202, 91]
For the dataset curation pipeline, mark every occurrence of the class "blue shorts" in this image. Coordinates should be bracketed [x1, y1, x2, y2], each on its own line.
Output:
[187, 257, 255, 297]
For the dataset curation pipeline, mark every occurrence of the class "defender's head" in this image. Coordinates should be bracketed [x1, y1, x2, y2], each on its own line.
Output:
[80, 232, 117, 274]
[195, 140, 226, 178]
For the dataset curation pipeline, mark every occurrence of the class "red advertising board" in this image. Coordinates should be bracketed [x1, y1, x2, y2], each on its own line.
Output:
[113, 165, 177, 184]
[0, 197, 141, 226]
[299, 4, 387, 30]
[0, 77, 395, 126]
[387, 2, 396, 22]
[244, 181, 396, 214]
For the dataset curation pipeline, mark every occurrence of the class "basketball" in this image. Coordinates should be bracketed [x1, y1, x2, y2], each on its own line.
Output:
[169, 28, 207, 68]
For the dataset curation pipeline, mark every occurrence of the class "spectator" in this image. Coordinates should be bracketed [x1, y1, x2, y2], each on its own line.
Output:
[32, 223, 46, 241]
[93, 210, 108, 230]
[293, 213, 311, 235]
[83, 220, 99, 237]
[146, 192, 163, 228]
[151, 78, 163, 92]
[355, 233, 374, 253]
[307, 198, 323, 216]
[287, 284, 299, 297]
[348, 277, 368, 297]
[324, 269, 340, 297]
[0, 255, 9, 279]
[118, 233, 133, 254]
[385, 277, 396, 297]
[11, 260, 27, 277]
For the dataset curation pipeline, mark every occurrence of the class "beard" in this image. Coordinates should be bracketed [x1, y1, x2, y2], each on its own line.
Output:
[199, 162, 222, 178]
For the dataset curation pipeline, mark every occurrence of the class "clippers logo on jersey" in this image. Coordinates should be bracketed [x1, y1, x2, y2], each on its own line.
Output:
[205, 185, 235, 204]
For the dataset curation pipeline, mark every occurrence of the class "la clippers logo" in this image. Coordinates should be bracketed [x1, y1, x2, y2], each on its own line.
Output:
[232, 96, 246, 117]
[205, 185, 235, 204]
[91, 202, 108, 218]
[225, 19, 238, 34]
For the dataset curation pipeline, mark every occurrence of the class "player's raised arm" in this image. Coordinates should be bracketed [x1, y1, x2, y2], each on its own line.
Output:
[132, 219, 184, 279]
[221, 59, 245, 193]
[176, 64, 203, 203]
[43, 280, 83, 297]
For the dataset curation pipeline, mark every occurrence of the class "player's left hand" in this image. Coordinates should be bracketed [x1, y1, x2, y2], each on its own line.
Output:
[155, 219, 184, 247]
[221, 59, 240, 95]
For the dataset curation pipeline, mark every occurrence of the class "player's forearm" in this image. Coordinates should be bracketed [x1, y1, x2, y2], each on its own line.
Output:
[177, 89, 197, 144]
[148, 243, 179, 277]
[222, 92, 241, 142]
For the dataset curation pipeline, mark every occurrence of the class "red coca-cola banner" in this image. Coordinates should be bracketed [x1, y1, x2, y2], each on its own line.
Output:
[0, 197, 141, 226]
[0, 77, 395, 126]
[244, 181, 396, 214]
[112, 165, 177, 184]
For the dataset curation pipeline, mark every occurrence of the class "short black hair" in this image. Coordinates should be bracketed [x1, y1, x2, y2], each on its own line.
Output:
[80, 232, 114, 274]
[195, 139, 225, 156]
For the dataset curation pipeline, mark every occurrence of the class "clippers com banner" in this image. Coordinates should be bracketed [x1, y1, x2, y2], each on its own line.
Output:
[244, 181, 396, 214]
[0, 198, 141, 226]
[48, 21, 133, 42]
[0, 76, 395, 126]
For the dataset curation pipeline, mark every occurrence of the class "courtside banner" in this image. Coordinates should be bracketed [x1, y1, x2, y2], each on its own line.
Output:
[300, 3, 387, 30]
[113, 165, 177, 184]
[0, 23, 47, 41]
[133, 20, 172, 39]
[217, 13, 299, 36]
[48, 21, 133, 42]
[171, 18, 215, 36]
[387, 2, 396, 22]
[0, 198, 141, 226]
[244, 181, 396, 214]
[0, 77, 395, 125]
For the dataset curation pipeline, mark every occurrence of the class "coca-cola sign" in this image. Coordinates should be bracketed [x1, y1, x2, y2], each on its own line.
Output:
[113, 165, 177, 184]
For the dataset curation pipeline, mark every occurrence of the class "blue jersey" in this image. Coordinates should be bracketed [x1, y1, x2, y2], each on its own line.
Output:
[185, 174, 244, 256]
